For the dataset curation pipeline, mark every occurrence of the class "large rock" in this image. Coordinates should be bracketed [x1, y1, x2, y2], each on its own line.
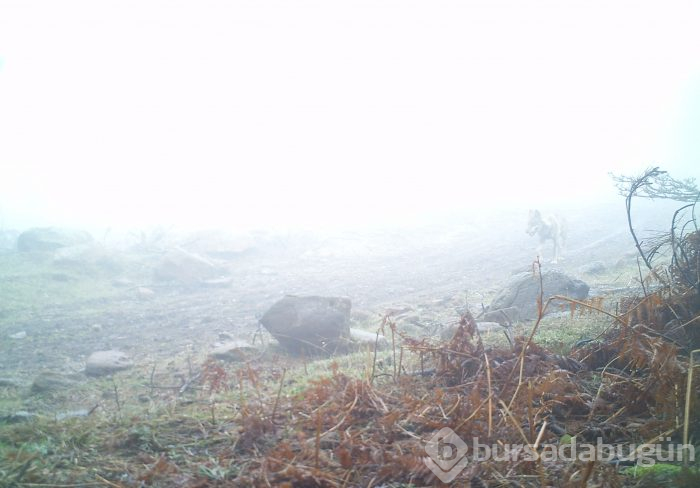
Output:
[260, 296, 352, 354]
[85, 350, 133, 376]
[489, 270, 589, 320]
[153, 248, 227, 284]
[17, 227, 93, 252]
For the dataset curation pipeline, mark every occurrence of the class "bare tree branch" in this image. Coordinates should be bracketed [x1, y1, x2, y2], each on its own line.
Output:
[611, 166, 699, 202]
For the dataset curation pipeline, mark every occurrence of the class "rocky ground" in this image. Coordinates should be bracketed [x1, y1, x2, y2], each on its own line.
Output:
[0, 200, 680, 415]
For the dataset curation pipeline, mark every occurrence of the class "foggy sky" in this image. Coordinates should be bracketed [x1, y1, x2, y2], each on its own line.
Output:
[1, 0, 698, 232]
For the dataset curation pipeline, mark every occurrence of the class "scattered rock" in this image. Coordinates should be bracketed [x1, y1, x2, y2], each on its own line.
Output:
[209, 340, 259, 362]
[489, 270, 589, 320]
[30, 372, 82, 394]
[90, 324, 103, 332]
[260, 295, 352, 354]
[383, 304, 414, 316]
[0, 229, 19, 252]
[578, 261, 607, 275]
[476, 321, 504, 333]
[440, 322, 508, 340]
[218, 332, 235, 341]
[55, 409, 91, 421]
[0, 411, 39, 424]
[17, 227, 93, 252]
[137, 286, 156, 299]
[480, 306, 521, 326]
[182, 229, 256, 259]
[200, 277, 233, 288]
[0, 378, 23, 388]
[351, 309, 374, 324]
[52, 243, 99, 264]
[396, 313, 422, 327]
[153, 248, 228, 284]
[112, 277, 134, 287]
[9, 331, 27, 339]
[85, 350, 133, 376]
[50, 272, 72, 281]
[348, 328, 389, 349]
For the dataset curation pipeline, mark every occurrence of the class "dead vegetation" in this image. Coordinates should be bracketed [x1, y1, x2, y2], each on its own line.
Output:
[2, 263, 700, 487]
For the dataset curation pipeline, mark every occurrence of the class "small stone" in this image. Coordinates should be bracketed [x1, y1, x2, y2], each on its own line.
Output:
[0, 378, 23, 388]
[209, 340, 259, 362]
[349, 328, 388, 349]
[30, 372, 81, 394]
[91, 324, 103, 332]
[9, 331, 27, 339]
[477, 321, 504, 332]
[200, 277, 233, 287]
[578, 261, 607, 275]
[85, 350, 133, 376]
[55, 409, 90, 421]
[137, 287, 155, 299]
[218, 332, 235, 341]
[0, 411, 39, 424]
[112, 278, 133, 287]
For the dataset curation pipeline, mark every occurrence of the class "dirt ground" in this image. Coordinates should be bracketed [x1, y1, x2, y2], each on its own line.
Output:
[0, 200, 679, 407]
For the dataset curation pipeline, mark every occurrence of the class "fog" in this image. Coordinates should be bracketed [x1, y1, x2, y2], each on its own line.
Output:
[1, 0, 698, 234]
[2, 6, 700, 480]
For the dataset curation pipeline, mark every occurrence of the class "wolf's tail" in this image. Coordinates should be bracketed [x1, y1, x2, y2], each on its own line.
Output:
[558, 216, 568, 248]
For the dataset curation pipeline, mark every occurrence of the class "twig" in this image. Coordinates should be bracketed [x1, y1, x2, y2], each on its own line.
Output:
[149, 363, 156, 396]
[271, 368, 287, 422]
[483, 350, 493, 438]
[112, 380, 121, 416]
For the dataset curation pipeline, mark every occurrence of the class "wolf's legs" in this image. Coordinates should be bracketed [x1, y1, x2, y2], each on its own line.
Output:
[552, 238, 563, 264]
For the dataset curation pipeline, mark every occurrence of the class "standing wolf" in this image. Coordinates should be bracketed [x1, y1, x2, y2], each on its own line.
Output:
[526, 209, 565, 263]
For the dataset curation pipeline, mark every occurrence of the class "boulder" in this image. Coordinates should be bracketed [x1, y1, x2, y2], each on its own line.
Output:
[17, 227, 93, 252]
[489, 270, 589, 320]
[85, 350, 133, 376]
[153, 248, 227, 284]
[260, 296, 352, 354]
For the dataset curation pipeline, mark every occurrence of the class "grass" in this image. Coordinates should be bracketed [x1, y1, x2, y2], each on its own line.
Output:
[0, 251, 123, 327]
[0, 246, 676, 485]
[0, 344, 405, 486]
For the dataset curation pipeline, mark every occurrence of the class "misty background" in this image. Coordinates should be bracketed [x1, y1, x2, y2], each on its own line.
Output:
[0, 0, 698, 236]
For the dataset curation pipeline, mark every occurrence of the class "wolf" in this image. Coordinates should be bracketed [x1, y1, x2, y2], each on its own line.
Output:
[526, 209, 565, 263]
